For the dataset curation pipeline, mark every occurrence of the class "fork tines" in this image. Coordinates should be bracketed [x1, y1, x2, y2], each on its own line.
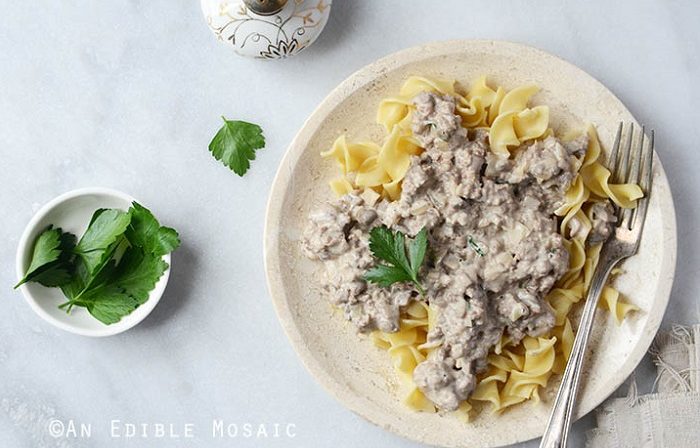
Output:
[608, 122, 655, 231]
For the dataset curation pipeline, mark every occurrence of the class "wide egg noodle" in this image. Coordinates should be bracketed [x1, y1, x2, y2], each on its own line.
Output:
[599, 286, 639, 325]
[378, 126, 413, 182]
[468, 75, 498, 108]
[487, 86, 506, 125]
[399, 76, 455, 98]
[498, 85, 540, 116]
[355, 156, 391, 188]
[579, 126, 644, 208]
[513, 106, 550, 141]
[470, 367, 509, 410]
[456, 96, 488, 128]
[496, 336, 557, 410]
[321, 135, 380, 177]
[488, 112, 520, 157]
[487, 85, 549, 157]
[329, 177, 354, 197]
[377, 96, 414, 132]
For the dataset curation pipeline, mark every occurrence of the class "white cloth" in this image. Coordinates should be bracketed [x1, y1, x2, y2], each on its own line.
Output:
[586, 325, 700, 448]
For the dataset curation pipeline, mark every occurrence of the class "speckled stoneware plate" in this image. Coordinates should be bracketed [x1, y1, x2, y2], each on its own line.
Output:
[264, 40, 676, 448]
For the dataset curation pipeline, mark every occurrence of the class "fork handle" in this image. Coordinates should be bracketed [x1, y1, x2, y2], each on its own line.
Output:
[539, 255, 618, 448]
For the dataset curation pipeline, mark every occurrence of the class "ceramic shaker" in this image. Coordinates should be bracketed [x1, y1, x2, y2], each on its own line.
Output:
[201, 0, 332, 59]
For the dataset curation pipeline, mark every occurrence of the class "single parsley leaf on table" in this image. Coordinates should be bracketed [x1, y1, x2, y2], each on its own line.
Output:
[14, 226, 77, 288]
[363, 226, 428, 295]
[209, 116, 265, 176]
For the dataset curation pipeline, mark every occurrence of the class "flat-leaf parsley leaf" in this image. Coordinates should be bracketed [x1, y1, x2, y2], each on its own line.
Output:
[208, 116, 265, 176]
[125, 202, 180, 257]
[73, 209, 131, 276]
[363, 226, 428, 295]
[14, 226, 76, 288]
[76, 247, 169, 324]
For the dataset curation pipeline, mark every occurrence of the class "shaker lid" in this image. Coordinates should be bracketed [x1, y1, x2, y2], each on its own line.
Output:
[242, 0, 288, 16]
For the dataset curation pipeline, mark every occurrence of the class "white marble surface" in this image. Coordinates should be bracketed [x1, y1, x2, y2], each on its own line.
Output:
[1, 1, 698, 447]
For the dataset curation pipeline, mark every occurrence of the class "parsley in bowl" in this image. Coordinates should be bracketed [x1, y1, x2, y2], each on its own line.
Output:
[15, 188, 180, 336]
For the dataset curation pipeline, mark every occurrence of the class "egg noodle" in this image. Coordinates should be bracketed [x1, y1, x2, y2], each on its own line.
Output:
[320, 76, 643, 417]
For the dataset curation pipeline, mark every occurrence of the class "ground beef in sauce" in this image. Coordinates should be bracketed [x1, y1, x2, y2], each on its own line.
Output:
[588, 201, 617, 243]
[301, 91, 590, 411]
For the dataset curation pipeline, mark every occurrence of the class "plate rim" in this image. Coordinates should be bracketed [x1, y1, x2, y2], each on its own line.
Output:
[264, 39, 677, 447]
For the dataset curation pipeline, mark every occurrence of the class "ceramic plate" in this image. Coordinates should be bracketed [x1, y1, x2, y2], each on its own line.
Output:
[264, 40, 676, 447]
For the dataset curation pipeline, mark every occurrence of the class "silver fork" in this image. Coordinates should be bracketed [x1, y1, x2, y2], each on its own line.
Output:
[539, 122, 655, 448]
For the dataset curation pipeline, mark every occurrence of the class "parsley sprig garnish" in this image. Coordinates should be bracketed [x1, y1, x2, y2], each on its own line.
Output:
[363, 226, 428, 295]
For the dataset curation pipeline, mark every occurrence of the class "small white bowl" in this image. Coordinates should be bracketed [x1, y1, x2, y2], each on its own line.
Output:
[15, 187, 171, 337]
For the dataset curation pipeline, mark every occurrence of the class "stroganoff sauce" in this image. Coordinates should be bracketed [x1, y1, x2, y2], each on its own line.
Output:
[302, 92, 601, 411]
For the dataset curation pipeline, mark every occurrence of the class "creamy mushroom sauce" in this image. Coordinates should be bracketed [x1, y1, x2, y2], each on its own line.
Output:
[301, 92, 610, 411]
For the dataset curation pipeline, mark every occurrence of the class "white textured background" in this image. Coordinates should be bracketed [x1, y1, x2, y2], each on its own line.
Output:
[1, 1, 698, 447]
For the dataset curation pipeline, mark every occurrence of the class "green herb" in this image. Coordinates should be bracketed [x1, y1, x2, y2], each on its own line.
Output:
[14, 226, 77, 288]
[468, 236, 485, 257]
[208, 116, 265, 176]
[363, 226, 428, 295]
[74, 209, 131, 275]
[62, 247, 169, 324]
[125, 202, 180, 257]
[17, 202, 180, 325]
